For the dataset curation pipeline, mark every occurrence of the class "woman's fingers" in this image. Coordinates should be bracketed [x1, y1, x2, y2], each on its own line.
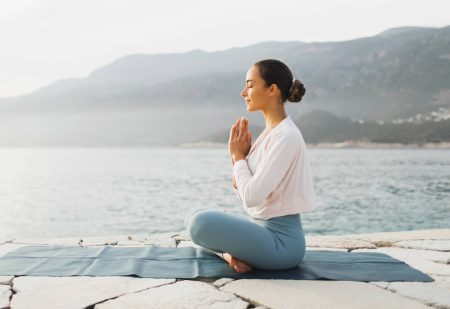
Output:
[232, 117, 251, 142]
[243, 119, 249, 142]
[238, 120, 244, 138]
[229, 124, 237, 143]
[238, 118, 247, 139]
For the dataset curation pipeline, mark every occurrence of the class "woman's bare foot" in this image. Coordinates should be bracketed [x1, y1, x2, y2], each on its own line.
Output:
[222, 253, 253, 273]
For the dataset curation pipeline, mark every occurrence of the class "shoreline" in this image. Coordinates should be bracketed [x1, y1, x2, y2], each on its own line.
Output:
[0, 141, 449, 149]
[178, 141, 450, 149]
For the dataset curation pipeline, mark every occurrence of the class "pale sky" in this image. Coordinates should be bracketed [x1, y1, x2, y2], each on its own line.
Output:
[1, 0, 449, 98]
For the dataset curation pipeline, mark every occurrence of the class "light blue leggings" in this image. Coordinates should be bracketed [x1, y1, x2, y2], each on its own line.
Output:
[184, 207, 306, 270]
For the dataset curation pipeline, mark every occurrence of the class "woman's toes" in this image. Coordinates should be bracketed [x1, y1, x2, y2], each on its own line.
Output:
[226, 255, 253, 272]
[230, 256, 238, 267]
[235, 261, 252, 272]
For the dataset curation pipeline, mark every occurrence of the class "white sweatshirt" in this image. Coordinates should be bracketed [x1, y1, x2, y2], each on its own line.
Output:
[232, 115, 317, 219]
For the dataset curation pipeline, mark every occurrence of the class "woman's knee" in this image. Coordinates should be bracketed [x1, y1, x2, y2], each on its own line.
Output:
[186, 209, 219, 242]
[184, 207, 210, 230]
[284, 241, 306, 269]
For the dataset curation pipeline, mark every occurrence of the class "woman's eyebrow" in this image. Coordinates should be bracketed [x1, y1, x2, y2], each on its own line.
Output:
[246, 79, 253, 83]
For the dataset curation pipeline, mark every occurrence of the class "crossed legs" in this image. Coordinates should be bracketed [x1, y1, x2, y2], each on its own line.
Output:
[184, 207, 279, 271]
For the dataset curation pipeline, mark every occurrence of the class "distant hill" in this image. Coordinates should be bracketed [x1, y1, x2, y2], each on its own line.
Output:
[0, 25, 449, 146]
[198, 110, 450, 145]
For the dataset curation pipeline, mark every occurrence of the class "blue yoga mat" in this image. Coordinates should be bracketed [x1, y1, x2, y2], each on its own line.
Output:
[0, 245, 433, 282]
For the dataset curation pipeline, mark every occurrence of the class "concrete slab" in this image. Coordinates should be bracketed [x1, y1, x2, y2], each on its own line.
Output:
[126, 232, 178, 247]
[306, 246, 348, 252]
[353, 247, 450, 264]
[432, 275, 450, 289]
[386, 281, 450, 308]
[0, 284, 11, 309]
[11, 237, 82, 246]
[0, 276, 13, 285]
[11, 233, 177, 248]
[78, 233, 177, 247]
[213, 278, 235, 287]
[354, 248, 450, 276]
[220, 280, 429, 309]
[394, 240, 450, 252]
[3, 229, 449, 308]
[95, 280, 249, 309]
[10, 276, 175, 309]
[344, 229, 450, 244]
[306, 235, 376, 250]
[173, 230, 191, 242]
[177, 240, 201, 248]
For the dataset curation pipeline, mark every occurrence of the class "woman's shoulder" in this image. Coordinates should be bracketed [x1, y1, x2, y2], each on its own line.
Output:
[270, 117, 303, 142]
[266, 128, 303, 154]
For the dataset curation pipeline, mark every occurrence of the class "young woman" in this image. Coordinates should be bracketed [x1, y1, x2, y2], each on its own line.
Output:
[184, 59, 317, 273]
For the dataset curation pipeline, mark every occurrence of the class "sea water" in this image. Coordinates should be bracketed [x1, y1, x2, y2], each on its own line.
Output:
[0, 147, 448, 239]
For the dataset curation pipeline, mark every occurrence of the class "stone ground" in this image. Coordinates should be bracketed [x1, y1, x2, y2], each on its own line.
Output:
[0, 228, 449, 309]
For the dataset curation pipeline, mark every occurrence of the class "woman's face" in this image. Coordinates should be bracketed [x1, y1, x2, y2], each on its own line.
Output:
[241, 65, 272, 112]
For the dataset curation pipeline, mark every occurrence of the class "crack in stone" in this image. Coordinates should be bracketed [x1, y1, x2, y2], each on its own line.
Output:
[204, 278, 267, 309]
[82, 280, 178, 309]
[208, 298, 241, 307]
[226, 292, 267, 309]
[171, 233, 182, 247]
[85, 278, 252, 309]
[5, 276, 17, 309]
[213, 298, 264, 309]
[370, 282, 430, 308]
[370, 282, 391, 290]
[0, 240, 14, 246]
[372, 240, 394, 247]
[382, 286, 442, 309]
[434, 260, 450, 265]
[393, 246, 450, 253]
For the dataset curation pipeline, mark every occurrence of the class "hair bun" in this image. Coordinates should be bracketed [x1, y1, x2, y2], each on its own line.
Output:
[287, 79, 306, 103]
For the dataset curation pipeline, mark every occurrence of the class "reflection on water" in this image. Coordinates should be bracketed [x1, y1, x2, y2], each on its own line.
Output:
[0, 147, 448, 239]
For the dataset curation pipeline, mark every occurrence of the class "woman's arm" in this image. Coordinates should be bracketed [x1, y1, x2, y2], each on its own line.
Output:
[233, 132, 297, 208]
[229, 118, 251, 190]
[231, 157, 238, 189]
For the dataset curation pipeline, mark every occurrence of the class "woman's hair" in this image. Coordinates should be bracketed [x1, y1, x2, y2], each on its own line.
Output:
[254, 59, 306, 103]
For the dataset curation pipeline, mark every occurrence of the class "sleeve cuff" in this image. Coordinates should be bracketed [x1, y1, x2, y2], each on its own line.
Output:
[233, 159, 248, 185]
[233, 159, 247, 170]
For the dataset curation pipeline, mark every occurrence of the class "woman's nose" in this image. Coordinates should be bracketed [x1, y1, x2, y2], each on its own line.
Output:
[241, 87, 247, 97]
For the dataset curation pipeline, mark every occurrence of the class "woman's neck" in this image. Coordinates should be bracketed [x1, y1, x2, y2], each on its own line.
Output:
[263, 109, 288, 130]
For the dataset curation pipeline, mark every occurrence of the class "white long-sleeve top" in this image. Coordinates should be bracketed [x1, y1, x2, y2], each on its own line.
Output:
[232, 115, 316, 219]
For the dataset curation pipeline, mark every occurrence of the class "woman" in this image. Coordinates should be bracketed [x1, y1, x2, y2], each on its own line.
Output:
[184, 59, 317, 273]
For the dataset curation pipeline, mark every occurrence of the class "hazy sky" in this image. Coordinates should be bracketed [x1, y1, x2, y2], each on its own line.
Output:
[1, 0, 449, 97]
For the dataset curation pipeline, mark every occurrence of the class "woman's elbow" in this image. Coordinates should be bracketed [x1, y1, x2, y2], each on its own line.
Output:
[243, 193, 264, 208]
[240, 182, 268, 207]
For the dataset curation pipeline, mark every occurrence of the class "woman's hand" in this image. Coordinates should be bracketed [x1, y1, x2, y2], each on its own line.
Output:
[229, 117, 252, 163]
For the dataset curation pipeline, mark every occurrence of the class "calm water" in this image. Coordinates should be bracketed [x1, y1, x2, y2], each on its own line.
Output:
[0, 147, 448, 239]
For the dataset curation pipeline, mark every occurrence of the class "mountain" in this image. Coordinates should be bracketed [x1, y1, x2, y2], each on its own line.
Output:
[198, 110, 450, 145]
[0, 26, 449, 146]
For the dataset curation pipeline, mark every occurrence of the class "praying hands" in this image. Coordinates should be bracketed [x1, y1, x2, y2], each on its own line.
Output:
[228, 117, 252, 164]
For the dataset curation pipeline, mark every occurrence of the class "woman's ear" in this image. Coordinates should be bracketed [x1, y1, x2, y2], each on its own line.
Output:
[268, 84, 278, 97]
